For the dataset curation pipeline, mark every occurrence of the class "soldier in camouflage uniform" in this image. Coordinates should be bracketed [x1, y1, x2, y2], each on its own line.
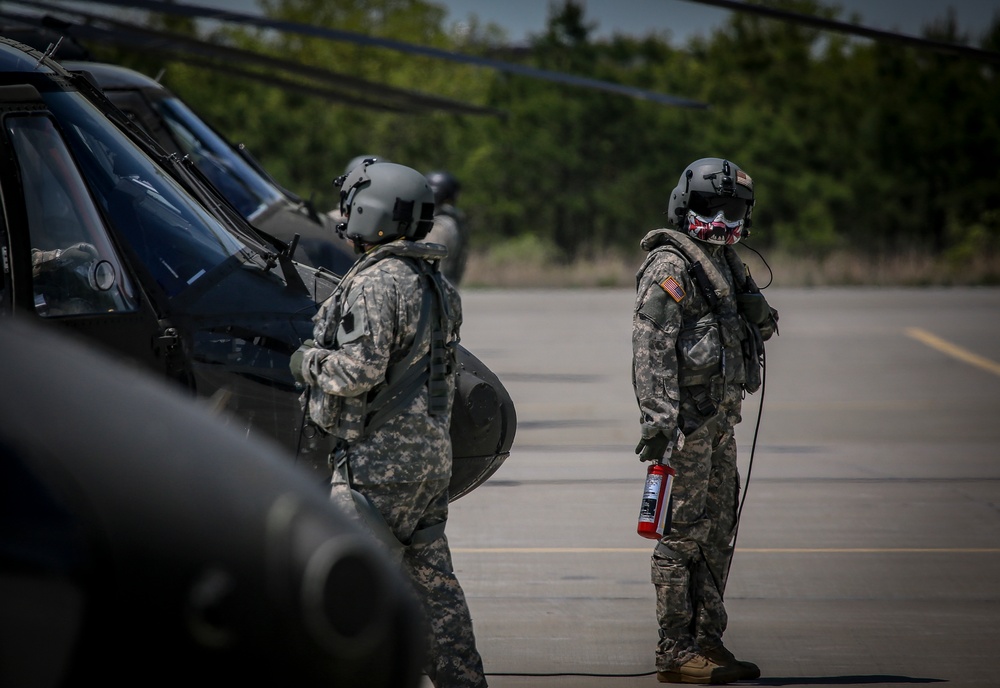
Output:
[423, 170, 469, 286]
[632, 158, 778, 684]
[291, 161, 487, 688]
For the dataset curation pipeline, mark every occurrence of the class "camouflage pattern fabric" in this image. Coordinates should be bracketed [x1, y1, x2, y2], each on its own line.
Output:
[650, 386, 741, 671]
[360, 479, 487, 688]
[632, 228, 748, 672]
[299, 240, 461, 484]
[301, 240, 487, 687]
[422, 204, 468, 285]
[30, 247, 61, 273]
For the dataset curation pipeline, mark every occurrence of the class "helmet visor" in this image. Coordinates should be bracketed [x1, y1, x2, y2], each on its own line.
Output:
[687, 191, 750, 224]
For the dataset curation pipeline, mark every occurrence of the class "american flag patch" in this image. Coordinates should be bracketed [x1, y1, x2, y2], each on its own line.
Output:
[660, 276, 685, 302]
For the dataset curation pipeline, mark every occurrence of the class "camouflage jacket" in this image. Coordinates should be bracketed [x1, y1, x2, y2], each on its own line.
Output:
[300, 240, 462, 485]
[422, 204, 468, 285]
[632, 228, 748, 441]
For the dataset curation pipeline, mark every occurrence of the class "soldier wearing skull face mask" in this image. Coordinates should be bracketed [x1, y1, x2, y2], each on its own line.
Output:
[632, 158, 778, 684]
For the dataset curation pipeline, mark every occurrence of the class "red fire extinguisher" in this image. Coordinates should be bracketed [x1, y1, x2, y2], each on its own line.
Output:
[636, 430, 680, 539]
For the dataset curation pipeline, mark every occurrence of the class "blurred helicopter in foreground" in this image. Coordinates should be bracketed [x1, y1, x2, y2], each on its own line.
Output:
[0, 318, 423, 688]
[0, 36, 515, 500]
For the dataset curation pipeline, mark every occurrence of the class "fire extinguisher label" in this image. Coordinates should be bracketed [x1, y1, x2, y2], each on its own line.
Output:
[638, 474, 662, 523]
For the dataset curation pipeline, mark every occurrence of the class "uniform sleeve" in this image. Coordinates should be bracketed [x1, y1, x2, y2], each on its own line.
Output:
[443, 278, 463, 342]
[425, 216, 462, 280]
[31, 248, 61, 275]
[302, 273, 395, 398]
[632, 255, 686, 438]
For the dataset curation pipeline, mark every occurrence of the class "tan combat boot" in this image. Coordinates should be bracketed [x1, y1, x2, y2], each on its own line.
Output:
[656, 654, 743, 684]
[701, 644, 761, 681]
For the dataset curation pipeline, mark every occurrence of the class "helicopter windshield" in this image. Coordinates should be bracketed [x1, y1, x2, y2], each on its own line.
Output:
[43, 90, 250, 298]
[8, 114, 139, 317]
[153, 97, 284, 221]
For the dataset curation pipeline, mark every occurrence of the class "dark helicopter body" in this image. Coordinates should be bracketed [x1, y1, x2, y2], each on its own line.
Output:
[1, 318, 424, 688]
[62, 59, 357, 276]
[0, 37, 514, 500]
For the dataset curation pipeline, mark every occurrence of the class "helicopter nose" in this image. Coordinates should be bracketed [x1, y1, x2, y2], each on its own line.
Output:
[268, 493, 412, 659]
[301, 534, 393, 651]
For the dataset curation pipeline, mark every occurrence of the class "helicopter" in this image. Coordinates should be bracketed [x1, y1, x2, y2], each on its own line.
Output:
[1, 317, 424, 687]
[0, 35, 515, 501]
[0, 21, 359, 276]
[0, 14, 510, 278]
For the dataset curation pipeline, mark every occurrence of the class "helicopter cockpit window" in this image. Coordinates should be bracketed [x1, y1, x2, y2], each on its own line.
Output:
[41, 91, 250, 299]
[7, 114, 138, 318]
[153, 97, 283, 221]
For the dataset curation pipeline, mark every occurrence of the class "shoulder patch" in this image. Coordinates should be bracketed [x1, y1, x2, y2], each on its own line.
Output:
[341, 311, 355, 334]
[659, 276, 686, 303]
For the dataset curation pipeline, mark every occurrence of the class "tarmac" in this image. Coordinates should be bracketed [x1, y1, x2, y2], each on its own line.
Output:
[433, 286, 1000, 687]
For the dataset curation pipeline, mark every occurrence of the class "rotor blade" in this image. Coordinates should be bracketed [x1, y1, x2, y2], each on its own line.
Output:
[11, 1, 505, 115]
[2, 9, 401, 112]
[678, 0, 1000, 65]
[1, 10, 411, 111]
[164, 53, 415, 113]
[47, 0, 710, 108]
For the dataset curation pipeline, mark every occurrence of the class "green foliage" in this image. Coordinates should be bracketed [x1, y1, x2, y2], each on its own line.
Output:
[98, 0, 1000, 262]
[945, 209, 1000, 264]
[486, 233, 560, 266]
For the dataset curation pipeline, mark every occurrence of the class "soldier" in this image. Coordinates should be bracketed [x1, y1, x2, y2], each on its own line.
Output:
[632, 158, 778, 684]
[290, 161, 488, 688]
[423, 170, 469, 285]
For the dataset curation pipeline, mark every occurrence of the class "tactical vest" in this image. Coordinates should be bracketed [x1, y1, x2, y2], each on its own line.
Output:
[307, 242, 454, 442]
[638, 229, 763, 397]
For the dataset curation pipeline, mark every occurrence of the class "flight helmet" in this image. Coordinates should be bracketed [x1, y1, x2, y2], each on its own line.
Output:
[344, 154, 391, 175]
[336, 161, 435, 245]
[425, 170, 461, 206]
[666, 157, 754, 245]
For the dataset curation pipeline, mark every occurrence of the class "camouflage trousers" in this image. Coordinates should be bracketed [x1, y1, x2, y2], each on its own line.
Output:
[334, 477, 488, 688]
[652, 389, 742, 671]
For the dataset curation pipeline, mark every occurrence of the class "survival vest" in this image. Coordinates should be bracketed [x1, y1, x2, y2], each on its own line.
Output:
[306, 241, 454, 442]
[638, 229, 768, 398]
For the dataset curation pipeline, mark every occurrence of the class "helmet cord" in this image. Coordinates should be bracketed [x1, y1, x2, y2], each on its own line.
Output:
[740, 241, 774, 288]
[725, 344, 765, 588]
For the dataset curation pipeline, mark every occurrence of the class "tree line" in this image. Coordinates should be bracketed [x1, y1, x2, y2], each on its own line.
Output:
[94, 0, 1000, 268]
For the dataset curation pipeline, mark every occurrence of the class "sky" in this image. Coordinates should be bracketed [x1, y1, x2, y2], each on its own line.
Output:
[173, 0, 1000, 45]
[436, 0, 1000, 44]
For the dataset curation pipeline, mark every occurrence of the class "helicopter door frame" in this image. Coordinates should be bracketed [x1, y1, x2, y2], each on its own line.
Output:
[0, 86, 173, 380]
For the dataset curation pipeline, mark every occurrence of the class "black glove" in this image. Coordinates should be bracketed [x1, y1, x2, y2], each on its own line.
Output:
[290, 339, 314, 384]
[635, 432, 672, 463]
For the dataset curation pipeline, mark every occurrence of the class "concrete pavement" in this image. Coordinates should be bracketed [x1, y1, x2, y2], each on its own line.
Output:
[439, 287, 1000, 687]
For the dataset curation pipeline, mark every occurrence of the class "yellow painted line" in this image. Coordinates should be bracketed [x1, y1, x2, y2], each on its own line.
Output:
[452, 547, 1000, 554]
[906, 327, 1000, 377]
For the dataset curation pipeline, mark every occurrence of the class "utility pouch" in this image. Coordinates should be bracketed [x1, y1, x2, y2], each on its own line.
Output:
[310, 387, 366, 442]
[736, 291, 772, 326]
[678, 388, 719, 436]
[306, 385, 340, 435]
[741, 320, 763, 394]
[677, 314, 722, 387]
